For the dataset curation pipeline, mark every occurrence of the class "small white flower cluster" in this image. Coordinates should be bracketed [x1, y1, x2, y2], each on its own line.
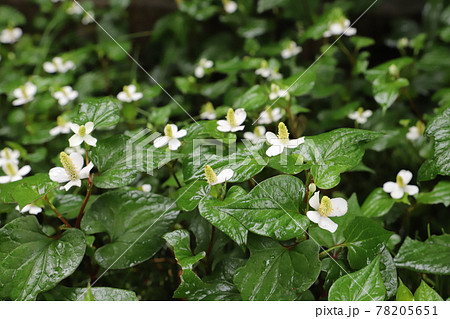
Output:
[0, 27, 23, 44]
[0, 147, 31, 183]
[348, 107, 373, 124]
[406, 121, 425, 141]
[323, 18, 357, 38]
[281, 41, 302, 59]
[12, 82, 37, 106]
[255, 60, 282, 80]
[222, 0, 238, 14]
[66, 2, 95, 25]
[117, 84, 143, 103]
[195, 58, 214, 79]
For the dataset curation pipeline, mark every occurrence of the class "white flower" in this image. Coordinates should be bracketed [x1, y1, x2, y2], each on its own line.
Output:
[117, 84, 143, 103]
[383, 170, 419, 199]
[348, 107, 373, 124]
[17, 203, 42, 215]
[0, 147, 20, 166]
[49, 152, 94, 191]
[153, 124, 187, 151]
[281, 41, 302, 59]
[200, 102, 216, 120]
[52, 86, 78, 106]
[0, 162, 31, 183]
[195, 58, 214, 78]
[82, 11, 95, 25]
[0, 27, 23, 44]
[43, 57, 75, 73]
[244, 126, 266, 143]
[67, 3, 83, 15]
[269, 84, 290, 101]
[205, 165, 234, 185]
[140, 184, 152, 192]
[265, 122, 305, 157]
[69, 122, 97, 147]
[406, 121, 425, 141]
[50, 116, 73, 136]
[269, 70, 283, 81]
[255, 60, 272, 78]
[12, 82, 37, 106]
[306, 191, 348, 233]
[223, 0, 237, 13]
[64, 145, 86, 155]
[323, 18, 357, 38]
[217, 108, 246, 132]
[258, 107, 283, 125]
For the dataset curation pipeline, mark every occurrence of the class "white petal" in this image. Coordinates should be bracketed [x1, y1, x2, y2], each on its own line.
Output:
[49, 167, 70, 183]
[168, 138, 181, 151]
[133, 92, 143, 101]
[345, 27, 357, 36]
[153, 136, 169, 148]
[286, 137, 305, 148]
[58, 97, 69, 106]
[230, 125, 245, 132]
[50, 127, 61, 136]
[234, 108, 247, 125]
[18, 165, 31, 176]
[318, 216, 338, 233]
[70, 152, 84, 172]
[21, 205, 31, 213]
[195, 66, 205, 78]
[175, 129, 187, 138]
[398, 170, 413, 185]
[70, 123, 80, 134]
[85, 122, 95, 134]
[329, 198, 348, 217]
[216, 168, 234, 183]
[383, 181, 397, 193]
[128, 85, 137, 93]
[217, 121, 231, 132]
[391, 188, 405, 199]
[29, 206, 42, 215]
[141, 184, 152, 192]
[404, 185, 419, 196]
[64, 180, 81, 191]
[83, 135, 97, 147]
[269, 92, 278, 100]
[12, 98, 26, 106]
[79, 162, 94, 179]
[309, 191, 320, 210]
[43, 62, 57, 73]
[266, 145, 284, 157]
[306, 210, 321, 224]
[0, 176, 11, 183]
[117, 92, 131, 102]
[362, 110, 373, 118]
[69, 134, 83, 147]
[243, 132, 256, 140]
[329, 23, 343, 34]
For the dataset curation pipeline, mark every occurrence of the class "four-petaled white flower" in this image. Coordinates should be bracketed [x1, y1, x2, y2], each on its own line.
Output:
[0, 147, 20, 166]
[17, 203, 42, 215]
[217, 108, 246, 132]
[383, 170, 419, 199]
[117, 84, 143, 103]
[244, 126, 266, 144]
[153, 124, 187, 151]
[12, 82, 37, 106]
[205, 165, 234, 185]
[258, 107, 283, 125]
[49, 152, 94, 191]
[52, 86, 78, 106]
[269, 84, 289, 101]
[200, 102, 216, 120]
[348, 107, 373, 124]
[306, 191, 348, 233]
[0, 162, 31, 183]
[406, 121, 425, 141]
[281, 41, 302, 59]
[255, 60, 272, 78]
[323, 18, 357, 38]
[140, 184, 152, 192]
[195, 58, 214, 78]
[43, 57, 75, 74]
[50, 116, 73, 136]
[265, 122, 305, 157]
[0, 27, 23, 44]
[69, 122, 97, 147]
[223, 0, 238, 13]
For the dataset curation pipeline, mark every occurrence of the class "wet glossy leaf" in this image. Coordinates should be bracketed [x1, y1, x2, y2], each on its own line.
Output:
[414, 280, 443, 301]
[343, 216, 393, 269]
[394, 235, 450, 275]
[0, 216, 86, 300]
[199, 186, 248, 246]
[234, 236, 320, 300]
[73, 97, 120, 128]
[361, 188, 396, 217]
[81, 190, 179, 269]
[296, 129, 382, 189]
[175, 180, 210, 211]
[396, 278, 414, 301]
[43, 286, 138, 301]
[217, 175, 308, 241]
[329, 255, 386, 301]
[416, 180, 450, 207]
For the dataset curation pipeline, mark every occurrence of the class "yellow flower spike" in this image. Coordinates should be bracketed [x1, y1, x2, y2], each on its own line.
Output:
[226, 108, 237, 127]
[60, 152, 78, 181]
[78, 125, 86, 137]
[5, 162, 17, 176]
[318, 196, 333, 217]
[164, 124, 174, 138]
[205, 165, 218, 185]
[277, 122, 290, 141]
[56, 116, 66, 128]
[417, 121, 425, 135]
[396, 174, 406, 188]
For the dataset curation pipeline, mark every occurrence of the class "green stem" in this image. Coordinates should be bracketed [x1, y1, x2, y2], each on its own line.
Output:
[45, 196, 72, 228]
[337, 40, 355, 67]
[319, 243, 345, 258]
[76, 174, 94, 228]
